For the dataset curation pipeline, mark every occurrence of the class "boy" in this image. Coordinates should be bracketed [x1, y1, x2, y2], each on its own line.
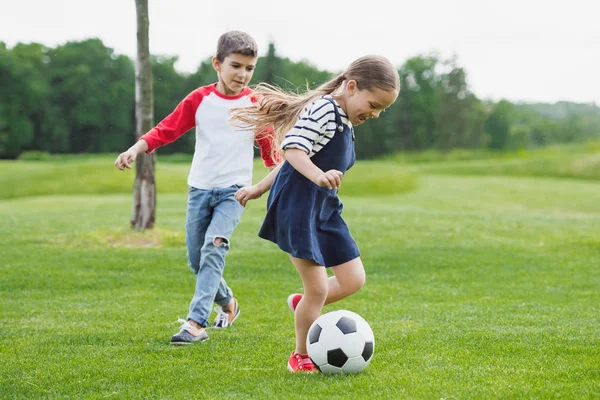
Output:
[114, 31, 278, 344]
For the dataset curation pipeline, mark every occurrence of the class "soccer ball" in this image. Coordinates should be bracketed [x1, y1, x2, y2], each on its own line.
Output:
[306, 310, 375, 374]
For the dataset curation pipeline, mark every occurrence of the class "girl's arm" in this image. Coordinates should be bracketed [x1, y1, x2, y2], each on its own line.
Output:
[277, 98, 342, 189]
[284, 149, 342, 190]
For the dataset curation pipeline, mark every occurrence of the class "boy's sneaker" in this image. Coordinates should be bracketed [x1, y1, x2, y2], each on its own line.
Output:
[287, 351, 318, 373]
[211, 298, 240, 329]
[170, 319, 208, 345]
[287, 293, 303, 312]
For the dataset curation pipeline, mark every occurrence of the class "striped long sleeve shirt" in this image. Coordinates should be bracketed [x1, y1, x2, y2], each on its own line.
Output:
[281, 96, 351, 157]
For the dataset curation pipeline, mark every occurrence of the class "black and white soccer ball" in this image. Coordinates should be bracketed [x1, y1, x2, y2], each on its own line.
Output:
[306, 310, 375, 374]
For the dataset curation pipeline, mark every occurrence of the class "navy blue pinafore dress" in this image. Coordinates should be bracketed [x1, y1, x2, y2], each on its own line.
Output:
[258, 97, 360, 267]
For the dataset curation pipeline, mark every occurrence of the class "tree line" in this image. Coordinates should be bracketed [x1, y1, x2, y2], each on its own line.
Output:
[1, 39, 599, 159]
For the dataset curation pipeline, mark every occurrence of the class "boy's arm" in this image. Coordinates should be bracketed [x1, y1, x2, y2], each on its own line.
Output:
[255, 162, 283, 194]
[115, 90, 202, 170]
[130, 139, 149, 154]
[235, 163, 283, 206]
[250, 91, 281, 168]
[256, 126, 282, 168]
[114, 139, 148, 170]
[140, 90, 202, 154]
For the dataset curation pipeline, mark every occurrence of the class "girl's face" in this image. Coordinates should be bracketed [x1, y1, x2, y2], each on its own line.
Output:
[212, 53, 257, 96]
[341, 80, 398, 126]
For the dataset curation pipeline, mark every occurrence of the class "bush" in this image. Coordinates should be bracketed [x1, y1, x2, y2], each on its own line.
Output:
[17, 151, 52, 161]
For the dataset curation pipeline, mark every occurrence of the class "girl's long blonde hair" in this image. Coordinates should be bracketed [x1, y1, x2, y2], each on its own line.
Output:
[230, 55, 400, 154]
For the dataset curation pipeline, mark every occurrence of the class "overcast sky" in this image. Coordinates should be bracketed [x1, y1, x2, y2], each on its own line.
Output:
[1, 0, 598, 104]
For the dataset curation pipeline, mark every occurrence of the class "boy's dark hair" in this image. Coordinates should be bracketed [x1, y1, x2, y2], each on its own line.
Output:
[216, 31, 258, 62]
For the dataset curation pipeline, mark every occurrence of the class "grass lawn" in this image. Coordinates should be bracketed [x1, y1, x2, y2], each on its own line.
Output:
[0, 151, 599, 398]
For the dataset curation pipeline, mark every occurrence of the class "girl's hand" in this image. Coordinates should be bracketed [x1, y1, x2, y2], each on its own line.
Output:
[235, 185, 263, 207]
[114, 149, 138, 171]
[314, 169, 343, 190]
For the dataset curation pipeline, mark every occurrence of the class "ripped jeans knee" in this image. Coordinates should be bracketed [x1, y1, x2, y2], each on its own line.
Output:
[212, 236, 230, 248]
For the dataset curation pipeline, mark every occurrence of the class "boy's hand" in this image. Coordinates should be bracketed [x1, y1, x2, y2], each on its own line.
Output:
[114, 149, 138, 171]
[314, 169, 343, 190]
[235, 185, 263, 207]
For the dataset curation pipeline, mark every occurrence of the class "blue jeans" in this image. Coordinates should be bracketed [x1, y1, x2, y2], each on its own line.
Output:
[185, 184, 244, 327]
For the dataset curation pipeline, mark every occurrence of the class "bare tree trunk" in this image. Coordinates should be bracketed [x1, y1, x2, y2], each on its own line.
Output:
[132, 0, 155, 229]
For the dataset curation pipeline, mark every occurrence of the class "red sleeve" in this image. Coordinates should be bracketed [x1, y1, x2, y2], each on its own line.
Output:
[249, 91, 281, 167]
[140, 89, 204, 153]
[256, 126, 282, 167]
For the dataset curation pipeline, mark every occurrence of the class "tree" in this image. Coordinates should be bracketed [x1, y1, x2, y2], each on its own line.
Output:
[436, 59, 487, 149]
[45, 39, 135, 153]
[485, 100, 514, 150]
[0, 43, 43, 158]
[132, 0, 155, 229]
[396, 55, 441, 150]
[255, 42, 281, 85]
[151, 55, 190, 154]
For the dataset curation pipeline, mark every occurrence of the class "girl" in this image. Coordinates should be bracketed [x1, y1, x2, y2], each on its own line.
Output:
[231, 55, 400, 372]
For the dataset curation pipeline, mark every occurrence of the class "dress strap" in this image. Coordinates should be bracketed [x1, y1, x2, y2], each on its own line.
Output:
[322, 96, 344, 133]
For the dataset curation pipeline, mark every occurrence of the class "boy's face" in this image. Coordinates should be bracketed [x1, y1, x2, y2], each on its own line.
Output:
[212, 53, 257, 96]
[343, 80, 398, 126]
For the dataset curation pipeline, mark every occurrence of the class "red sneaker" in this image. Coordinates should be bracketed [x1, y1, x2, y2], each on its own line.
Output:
[287, 351, 318, 373]
[287, 293, 303, 312]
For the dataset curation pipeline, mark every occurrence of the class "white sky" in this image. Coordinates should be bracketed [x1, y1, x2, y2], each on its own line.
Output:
[1, 0, 598, 104]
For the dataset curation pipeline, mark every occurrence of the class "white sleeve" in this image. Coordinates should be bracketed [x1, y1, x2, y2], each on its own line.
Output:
[281, 98, 337, 154]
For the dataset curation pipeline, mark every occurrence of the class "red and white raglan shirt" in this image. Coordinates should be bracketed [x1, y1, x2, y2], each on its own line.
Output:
[140, 83, 279, 189]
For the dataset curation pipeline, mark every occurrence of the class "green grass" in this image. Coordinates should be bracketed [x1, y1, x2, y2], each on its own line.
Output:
[1, 149, 599, 398]
[0, 156, 418, 200]
[0, 155, 188, 199]
[390, 140, 600, 181]
[415, 152, 600, 181]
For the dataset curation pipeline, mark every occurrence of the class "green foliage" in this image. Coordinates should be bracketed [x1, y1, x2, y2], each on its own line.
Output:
[508, 102, 600, 148]
[45, 39, 136, 153]
[435, 60, 487, 149]
[389, 55, 488, 155]
[518, 101, 600, 120]
[2, 40, 600, 160]
[255, 42, 283, 85]
[17, 150, 52, 161]
[0, 42, 46, 157]
[395, 55, 441, 150]
[485, 100, 514, 149]
[152, 55, 192, 153]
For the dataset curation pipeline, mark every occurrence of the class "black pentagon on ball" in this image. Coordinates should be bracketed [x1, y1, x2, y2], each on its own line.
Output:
[327, 348, 348, 368]
[362, 341, 374, 361]
[308, 324, 322, 344]
[336, 316, 357, 334]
